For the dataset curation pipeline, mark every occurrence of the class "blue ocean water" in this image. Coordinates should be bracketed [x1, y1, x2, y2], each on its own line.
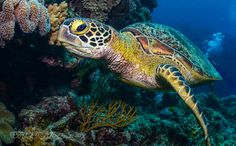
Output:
[152, 0, 236, 96]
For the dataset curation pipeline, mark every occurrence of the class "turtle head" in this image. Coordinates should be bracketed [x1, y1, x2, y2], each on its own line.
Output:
[58, 18, 113, 59]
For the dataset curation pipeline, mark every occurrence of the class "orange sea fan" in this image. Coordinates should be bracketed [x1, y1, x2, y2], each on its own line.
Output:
[79, 100, 137, 132]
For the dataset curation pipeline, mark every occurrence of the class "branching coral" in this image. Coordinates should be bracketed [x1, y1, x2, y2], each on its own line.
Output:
[48, 1, 68, 45]
[16, 94, 136, 145]
[15, 126, 87, 146]
[79, 100, 136, 132]
[0, 0, 50, 47]
[17, 101, 85, 145]
[15, 117, 87, 146]
[19, 95, 76, 127]
[16, 95, 86, 145]
[81, 0, 121, 22]
[15, 127, 53, 146]
[0, 102, 15, 145]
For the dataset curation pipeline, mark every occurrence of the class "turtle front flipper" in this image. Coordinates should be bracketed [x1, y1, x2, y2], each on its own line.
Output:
[156, 64, 211, 146]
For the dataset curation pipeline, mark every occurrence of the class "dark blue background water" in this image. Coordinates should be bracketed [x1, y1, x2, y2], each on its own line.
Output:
[152, 0, 236, 96]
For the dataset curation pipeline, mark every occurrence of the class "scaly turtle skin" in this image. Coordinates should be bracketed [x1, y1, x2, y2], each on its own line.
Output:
[58, 18, 222, 146]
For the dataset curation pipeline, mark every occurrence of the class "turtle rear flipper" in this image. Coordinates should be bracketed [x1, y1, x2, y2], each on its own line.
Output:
[156, 64, 211, 146]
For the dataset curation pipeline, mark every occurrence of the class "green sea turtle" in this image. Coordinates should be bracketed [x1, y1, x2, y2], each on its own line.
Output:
[58, 18, 222, 146]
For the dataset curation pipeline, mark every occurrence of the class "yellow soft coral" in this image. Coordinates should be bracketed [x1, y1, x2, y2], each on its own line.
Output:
[79, 100, 136, 132]
[48, 1, 68, 46]
[0, 102, 15, 145]
[0, 0, 50, 47]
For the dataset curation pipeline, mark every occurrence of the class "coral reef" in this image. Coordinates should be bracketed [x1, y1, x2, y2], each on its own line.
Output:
[0, 102, 15, 145]
[69, 0, 122, 22]
[122, 92, 236, 145]
[15, 93, 136, 145]
[108, 0, 158, 29]
[15, 95, 85, 145]
[15, 118, 87, 146]
[0, 52, 234, 146]
[221, 95, 236, 115]
[0, 0, 158, 46]
[0, 0, 50, 47]
[69, 0, 158, 29]
[14, 89, 236, 145]
[1, 0, 235, 145]
[0, 0, 159, 110]
[19, 94, 77, 127]
[79, 100, 136, 132]
[48, 1, 68, 46]
[15, 127, 53, 146]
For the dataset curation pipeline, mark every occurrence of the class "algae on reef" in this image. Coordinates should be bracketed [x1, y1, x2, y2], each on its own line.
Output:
[0, 102, 15, 145]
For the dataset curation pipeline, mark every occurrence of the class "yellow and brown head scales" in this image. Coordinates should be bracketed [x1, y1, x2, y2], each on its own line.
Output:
[58, 18, 114, 58]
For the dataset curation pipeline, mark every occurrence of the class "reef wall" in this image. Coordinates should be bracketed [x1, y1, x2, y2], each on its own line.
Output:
[0, 0, 159, 106]
[69, 0, 158, 29]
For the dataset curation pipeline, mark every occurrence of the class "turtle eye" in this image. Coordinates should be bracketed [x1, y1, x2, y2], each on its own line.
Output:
[77, 24, 87, 32]
[70, 20, 89, 35]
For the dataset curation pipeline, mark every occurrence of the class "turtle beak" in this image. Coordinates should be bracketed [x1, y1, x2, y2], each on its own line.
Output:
[58, 25, 82, 48]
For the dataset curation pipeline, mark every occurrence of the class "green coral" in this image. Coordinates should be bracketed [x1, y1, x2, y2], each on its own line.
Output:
[0, 102, 15, 144]
[123, 91, 236, 145]
[127, 114, 188, 145]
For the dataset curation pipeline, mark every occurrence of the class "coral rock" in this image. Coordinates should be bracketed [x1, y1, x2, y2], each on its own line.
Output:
[69, 0, 121, 22]
[15, 126, 87, 146]
[0, 102, 15, 145]
[108, 0, 158, 29]
[67, 0, 158, 29]
[16, 93, 137, 145]
[38, 4, 50, 35]
[0, 0, 50, 47]
[15, 127, 55, 146]
[19, 94, 76, 127]
[81, 0, 121, 22]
